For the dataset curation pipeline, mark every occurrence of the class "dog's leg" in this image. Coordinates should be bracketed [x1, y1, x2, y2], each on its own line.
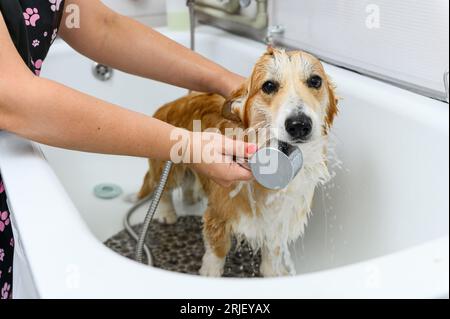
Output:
[260, 246, 289, 277]
[200, 242, 227, 277]
[199, 209, 231, 277]
[138, 164, 178, 225]
[153, 190, 178, 225]
[182, 171, 204, 205]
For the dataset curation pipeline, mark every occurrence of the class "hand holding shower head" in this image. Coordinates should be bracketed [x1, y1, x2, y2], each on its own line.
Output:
[249, 139, 303, 190]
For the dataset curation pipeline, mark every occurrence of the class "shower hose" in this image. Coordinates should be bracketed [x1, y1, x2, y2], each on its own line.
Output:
[125, 161, 173, 265]
[129, 0, 194, 266]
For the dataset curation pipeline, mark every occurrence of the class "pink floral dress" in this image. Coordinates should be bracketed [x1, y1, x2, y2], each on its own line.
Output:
[0, 0, 65, 300]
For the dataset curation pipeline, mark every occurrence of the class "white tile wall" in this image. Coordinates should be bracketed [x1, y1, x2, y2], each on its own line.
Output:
[271, 0, 449, 99]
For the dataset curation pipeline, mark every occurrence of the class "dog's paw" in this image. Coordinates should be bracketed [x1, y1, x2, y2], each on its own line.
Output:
[199, 262, 224, 277]
[155, 209, 177, 225]
[260, 264, 275, 277]
[199, 251, 225, 277]
[260, 261, 291, 277]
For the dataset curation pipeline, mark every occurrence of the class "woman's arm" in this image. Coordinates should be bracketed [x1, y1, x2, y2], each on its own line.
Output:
[59, 0, 243, 98]
[0, 13, 253, 186]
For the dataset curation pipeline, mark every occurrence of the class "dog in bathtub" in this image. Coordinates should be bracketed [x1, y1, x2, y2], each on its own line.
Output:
[138, 48, 338, 277]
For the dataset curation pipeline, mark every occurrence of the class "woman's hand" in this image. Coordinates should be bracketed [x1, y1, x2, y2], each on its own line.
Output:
[186, 132, 257, 187]
[219, 72, 246, 100]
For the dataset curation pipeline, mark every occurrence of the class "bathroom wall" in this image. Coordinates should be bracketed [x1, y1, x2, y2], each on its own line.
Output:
[101, 0, 167, 26]
[270, 0, 449, 100]
[99, 0, 449, 99]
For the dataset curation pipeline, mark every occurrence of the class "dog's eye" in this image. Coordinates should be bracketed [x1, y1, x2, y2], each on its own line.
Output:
[307, 75, 323, 89]
[262, 81, 279, 95]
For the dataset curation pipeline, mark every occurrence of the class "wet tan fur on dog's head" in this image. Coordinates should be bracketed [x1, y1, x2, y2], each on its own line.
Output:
[223, 48, 338, 141]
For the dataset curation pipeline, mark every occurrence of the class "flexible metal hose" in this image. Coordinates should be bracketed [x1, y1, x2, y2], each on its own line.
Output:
[132, 2, 193, 265]
[134, 161, 174, 264]
[123, 193, 153, 265]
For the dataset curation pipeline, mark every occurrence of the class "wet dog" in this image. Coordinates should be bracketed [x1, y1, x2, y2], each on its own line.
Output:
[139, 48, 338, 277]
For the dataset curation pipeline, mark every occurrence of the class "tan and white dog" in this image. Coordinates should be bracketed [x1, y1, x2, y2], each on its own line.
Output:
[138, 48, 338, 277]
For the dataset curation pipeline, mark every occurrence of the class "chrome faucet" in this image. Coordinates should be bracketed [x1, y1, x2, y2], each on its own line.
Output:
[192, 0, 268, 31]
[188, 0, 273, 50]
[265, 25, 285, 47]
[186, 0, 195, 5]
[187, 0, 196, 51]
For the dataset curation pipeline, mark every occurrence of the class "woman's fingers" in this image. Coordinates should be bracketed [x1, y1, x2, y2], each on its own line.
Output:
[191, 161, 253, 187]
[220, 135, 257, 159]
[188, 133, 256, 186]
[225, 161, 253, 181]
[214, 165, 253, 187]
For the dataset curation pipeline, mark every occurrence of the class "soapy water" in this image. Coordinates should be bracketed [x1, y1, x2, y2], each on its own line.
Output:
[313, 133, 349, 263]
[287, 133, 349, 269]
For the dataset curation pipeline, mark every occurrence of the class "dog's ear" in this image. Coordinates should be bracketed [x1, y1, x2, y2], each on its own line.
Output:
[325, 75, 339, 130]
[266, 45, 275, 56]
[222, 83, 248, 123]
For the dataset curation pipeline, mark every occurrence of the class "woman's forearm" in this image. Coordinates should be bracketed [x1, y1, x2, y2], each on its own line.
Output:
[1, 75, 179, 160]
[60, 1, 243, 98]
[102, 15, 242, 97]
[1, 6, 253, 186]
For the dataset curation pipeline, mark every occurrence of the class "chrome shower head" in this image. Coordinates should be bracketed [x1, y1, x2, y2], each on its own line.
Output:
[249, 139, 303, 190]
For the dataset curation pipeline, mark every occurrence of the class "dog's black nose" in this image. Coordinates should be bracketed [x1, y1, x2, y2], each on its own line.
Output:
[285, 114, 313, 141]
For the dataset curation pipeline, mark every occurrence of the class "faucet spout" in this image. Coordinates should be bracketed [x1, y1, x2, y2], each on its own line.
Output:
[187, 0, 196, 51]
[195, 0, 268, 31]
[265, 25, 286, 47]
[188, 0, 270, 45]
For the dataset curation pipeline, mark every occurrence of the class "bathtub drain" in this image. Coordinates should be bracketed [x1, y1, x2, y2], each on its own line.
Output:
[92, 63, 114, 81]
[94, 183, 123, 199]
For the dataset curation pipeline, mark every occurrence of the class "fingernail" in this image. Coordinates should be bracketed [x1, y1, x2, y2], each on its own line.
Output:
[246, 144, 258, 155]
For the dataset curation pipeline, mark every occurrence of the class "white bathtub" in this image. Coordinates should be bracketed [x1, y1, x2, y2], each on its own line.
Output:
[0, 26, 448, 299]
